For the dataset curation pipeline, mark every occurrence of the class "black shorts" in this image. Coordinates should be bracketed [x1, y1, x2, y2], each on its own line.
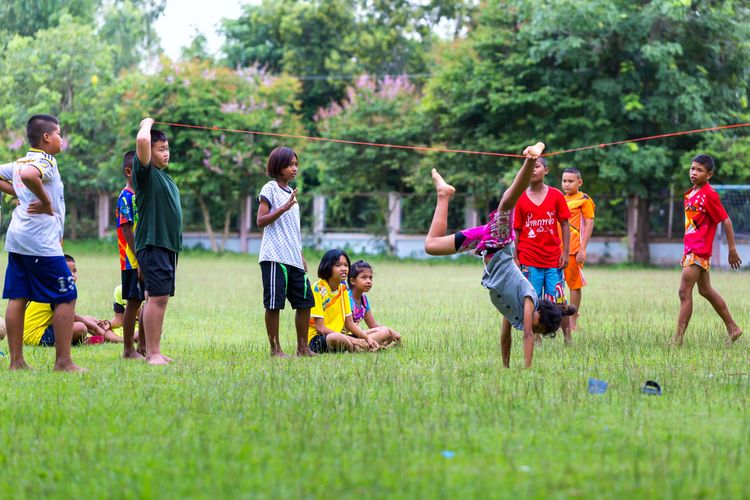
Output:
[260, 261, 314, 310]
[309, 334, 328, 353]
[121, 269, 145, 302]
[136, 246, 177, 297]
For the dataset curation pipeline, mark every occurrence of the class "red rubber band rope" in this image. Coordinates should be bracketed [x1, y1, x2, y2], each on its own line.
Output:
[154, 121, 750, 159]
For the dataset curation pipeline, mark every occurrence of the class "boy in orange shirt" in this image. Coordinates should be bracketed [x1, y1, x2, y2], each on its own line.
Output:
[561, 168, 595, 331]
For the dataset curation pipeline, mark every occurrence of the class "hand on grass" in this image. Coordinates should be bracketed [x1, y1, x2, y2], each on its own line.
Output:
[366, 337, 380, 351]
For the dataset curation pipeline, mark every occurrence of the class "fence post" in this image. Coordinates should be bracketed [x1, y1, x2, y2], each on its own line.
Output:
[97, 192, 109, 238]
[387, 192, 401, 254]
[313, 194, 326, 248]
[464, 194, 479, 228]
[239, 194, 252, 253]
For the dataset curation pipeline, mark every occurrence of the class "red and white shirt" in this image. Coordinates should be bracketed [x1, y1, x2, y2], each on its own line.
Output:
[514, 187, 570, 268]
[683, 183, 728, 258]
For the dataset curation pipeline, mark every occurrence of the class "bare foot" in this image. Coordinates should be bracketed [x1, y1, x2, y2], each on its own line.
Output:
[9, 360, 31, 371]
[726, 326, 743, 347]
[523, 142, 545, 158]
[123, 349, 145, 360]
[271, 351, 290, 358]
[669, 335, 684, 347]
[159, 353, 173, 363]
[147, 354, 169, 366]
[296, 348, 317, 357]
[431, 169, 456, 199]
[53, 361, 87, 372]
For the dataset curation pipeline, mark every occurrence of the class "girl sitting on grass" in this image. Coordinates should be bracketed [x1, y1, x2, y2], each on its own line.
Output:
[424, 142, 575, 368]
[308, 249, 380, 353]
[347, 260, 402, 347]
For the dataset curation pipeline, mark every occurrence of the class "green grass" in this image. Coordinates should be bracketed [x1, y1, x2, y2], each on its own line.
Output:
[1, 250, 749, 498]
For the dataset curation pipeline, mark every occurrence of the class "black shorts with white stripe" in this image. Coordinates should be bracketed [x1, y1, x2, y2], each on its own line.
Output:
[260, 261, 315, 310]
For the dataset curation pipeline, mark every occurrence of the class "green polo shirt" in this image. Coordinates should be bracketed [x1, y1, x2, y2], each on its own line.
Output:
[132, 154, 183, 253]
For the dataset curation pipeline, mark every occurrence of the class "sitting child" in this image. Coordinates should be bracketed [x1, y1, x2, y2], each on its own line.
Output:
[308, 249, 380, 353]
[97, 284, 140, 344]
[347, 260, 401, 347]
[22, 255, 106, 346]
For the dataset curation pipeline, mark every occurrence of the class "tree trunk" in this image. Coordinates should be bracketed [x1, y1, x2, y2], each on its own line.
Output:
[627, 194, 650, 264]
[220, 205, 233, 252]
[195, 192, 218, 252]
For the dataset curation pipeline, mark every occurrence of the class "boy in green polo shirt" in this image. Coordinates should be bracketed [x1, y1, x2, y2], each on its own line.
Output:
[133, 117, 183, 365]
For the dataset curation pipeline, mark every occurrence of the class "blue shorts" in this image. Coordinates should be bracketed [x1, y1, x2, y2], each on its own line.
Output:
[39, 325, 56, 346]
[520, 265, 567, 304]
[2, 253, 77, 304]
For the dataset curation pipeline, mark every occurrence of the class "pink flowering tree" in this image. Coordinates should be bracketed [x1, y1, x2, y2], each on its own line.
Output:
[306, 74, 428, 243]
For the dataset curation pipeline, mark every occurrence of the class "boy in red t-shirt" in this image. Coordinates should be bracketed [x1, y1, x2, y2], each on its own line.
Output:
[672, 154, 742, 347]
[513, 157, 572, 342]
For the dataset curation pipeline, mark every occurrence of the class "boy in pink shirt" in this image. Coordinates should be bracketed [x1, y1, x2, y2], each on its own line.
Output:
[513, 157, 572, 342]
[672, 154, 742, 346]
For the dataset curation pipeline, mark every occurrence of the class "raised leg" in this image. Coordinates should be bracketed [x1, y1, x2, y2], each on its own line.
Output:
[425, 169, 459, 256]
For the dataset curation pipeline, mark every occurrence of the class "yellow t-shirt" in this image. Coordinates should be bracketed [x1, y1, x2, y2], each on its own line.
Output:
[23, 302, 54, 345]
[307, 279, 352, 342]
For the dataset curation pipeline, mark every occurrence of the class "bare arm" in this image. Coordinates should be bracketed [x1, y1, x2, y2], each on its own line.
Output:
[522, 297, 535, 368]
[513, 228, 521, 266]
[723, 218, 742, 269]
[0, 179, 15, 197]
[559, 220, 570, 268]
[136, 118, 154, 165]
[75, 314, 105, 335]
[314, 317, 337, 336]
[363, 310, 379, 329]
[20, 165, 53, 215]
[578, 217, 594, 263]
[256, 190, 297, 228]
[498, 142, 545, 212]
[501, 317, 512, 368]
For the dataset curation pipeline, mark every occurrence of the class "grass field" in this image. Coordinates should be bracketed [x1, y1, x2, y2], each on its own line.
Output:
[1, 247, 749, 498]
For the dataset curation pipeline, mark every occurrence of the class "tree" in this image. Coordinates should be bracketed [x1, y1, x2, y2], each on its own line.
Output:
[423, 0, 750, 263]
[306, 75, 426, 247]
[0, 15, 120, 237]
[120, 60, 305, 250]
[221, 0, 473, 121]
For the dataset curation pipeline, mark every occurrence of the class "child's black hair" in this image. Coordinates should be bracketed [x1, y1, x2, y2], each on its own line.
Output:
[563, 167, 581, 178]
[150, 129, 168, 144]
[348, 260, 373, 287]
[64, 254, 75, 263]
[123, 150, 135, 175]
[26, 114, 59, 148]
[537, 300, 576, 335]
[318, 248, 350, 280]
[266, 146, 298, 178]
[537, 157, 548, 169]
[692, 154, 715, 172]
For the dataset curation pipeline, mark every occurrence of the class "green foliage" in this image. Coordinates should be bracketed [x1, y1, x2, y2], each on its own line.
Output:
[119, 60, 304, 245]
[221, 0, 471, 120]
[420, 0, 750, 240]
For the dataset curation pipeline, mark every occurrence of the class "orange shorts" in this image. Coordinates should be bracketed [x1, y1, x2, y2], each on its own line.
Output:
[681, 252, 710, 271]
[564, 256, 587, 290]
